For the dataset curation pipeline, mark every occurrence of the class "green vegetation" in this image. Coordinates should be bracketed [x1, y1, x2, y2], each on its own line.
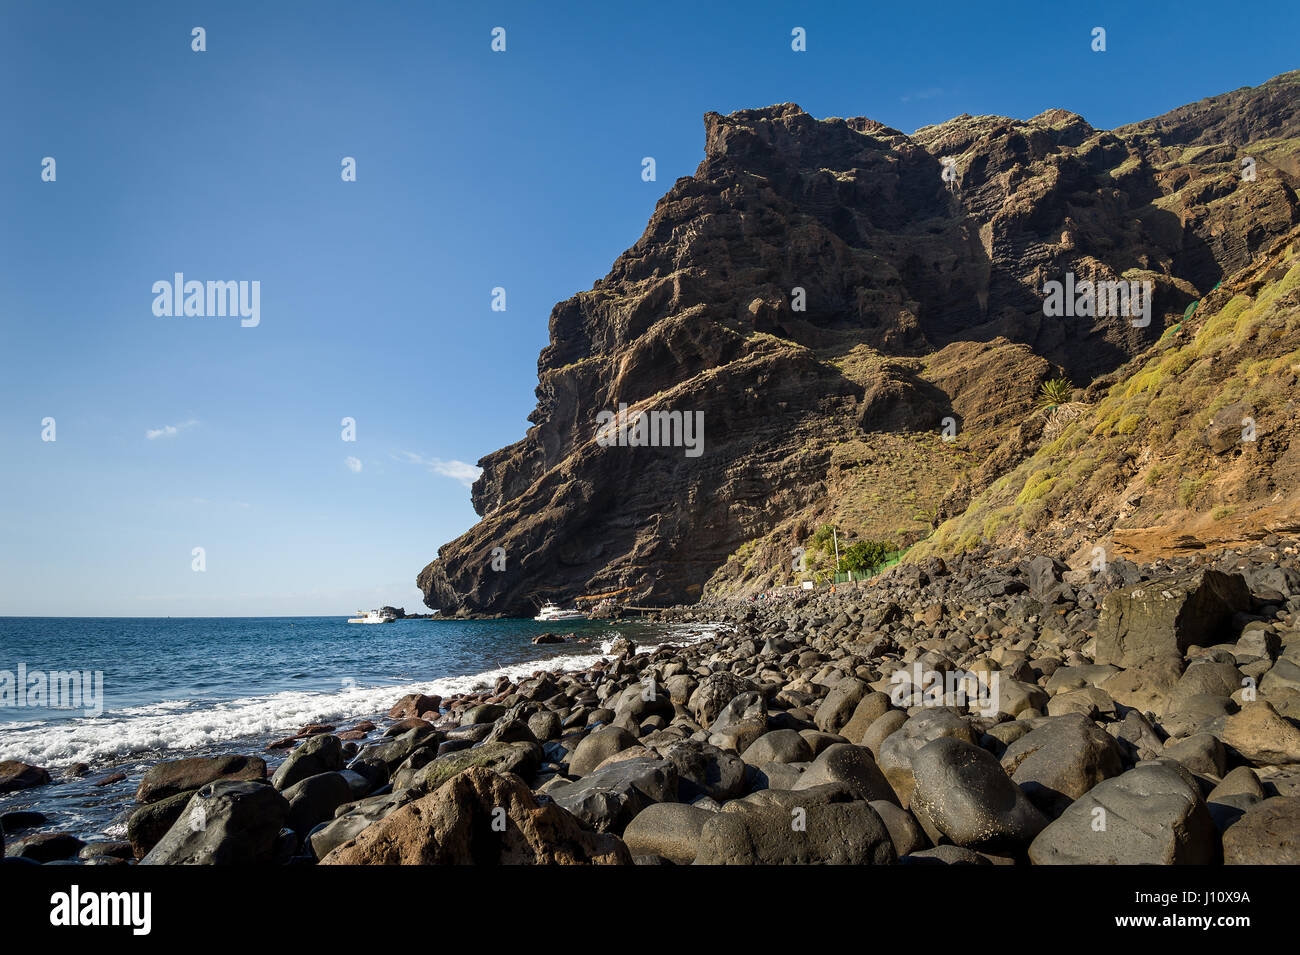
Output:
[838, 539, 896, 574]
[1035, 377, 1073, 410]
[909, 243, 1300, 561]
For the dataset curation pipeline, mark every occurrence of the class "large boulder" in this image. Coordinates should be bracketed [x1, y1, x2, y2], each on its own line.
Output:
[282, 772, 355, 842]
[688, 673, 755, 725]
[621, 803, 715, 863]
[352, 725, 440, 772]
[611, 683, 675, 724]
[0, 761, 52, 795]
[308, 791, 418, 860]
[135, 754, 266, 804]
[1094, 570, 1250, 672]
[547, 758, 678, 834]
[792, 743, 898, 804]
[388, 693, 440, 719]
[12, 832, 85, 863]
[707, 691, 768, 753]
[127, 789, 198, 858]
[999, 713, 1125, 817]
[1221, 797, 1300, 864]
[742, 729, 814, 766]
[693, 786, 895, 865]
[568, 726, 638, 777]
[1028, 760, 1218, 864]
[814, 678, 869, 734]
[1215, 701, 1300, 766]
[662, 740, 747, 802]
[271, 734, 345, 790]
[320, 768, 630, 864]
[877, 710, 978, 807]
[839, 692, 894, 744]
[910, 738, 1048, 852]
[141, 780, 290, 865]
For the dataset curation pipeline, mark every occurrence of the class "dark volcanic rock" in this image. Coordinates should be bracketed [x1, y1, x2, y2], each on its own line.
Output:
[418, 73, 1300, 616]
[141, 780, 290, 865]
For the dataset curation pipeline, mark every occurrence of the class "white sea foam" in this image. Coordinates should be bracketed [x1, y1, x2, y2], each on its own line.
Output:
[0, 625, 723, 769]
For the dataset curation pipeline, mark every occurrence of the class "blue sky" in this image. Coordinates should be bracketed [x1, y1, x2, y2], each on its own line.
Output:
[2, 1, 1296, 616]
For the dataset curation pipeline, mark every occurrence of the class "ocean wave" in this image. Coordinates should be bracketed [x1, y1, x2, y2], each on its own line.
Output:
[0, 625, 721, 769]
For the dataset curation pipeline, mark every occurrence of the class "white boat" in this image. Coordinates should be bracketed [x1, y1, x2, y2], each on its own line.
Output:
[533, 601, 587, 622]
[347, 609, 396, 624]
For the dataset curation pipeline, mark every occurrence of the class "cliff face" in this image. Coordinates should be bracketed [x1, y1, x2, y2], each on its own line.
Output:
[421, 72, 1300, 616]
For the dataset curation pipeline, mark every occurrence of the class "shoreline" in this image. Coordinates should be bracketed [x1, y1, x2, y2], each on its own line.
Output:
[0, 620, 722, 851]
[4, 539, 1300, 865]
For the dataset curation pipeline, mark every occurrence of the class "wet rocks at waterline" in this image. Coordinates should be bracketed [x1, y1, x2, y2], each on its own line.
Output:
[8, 538, 1300, 865]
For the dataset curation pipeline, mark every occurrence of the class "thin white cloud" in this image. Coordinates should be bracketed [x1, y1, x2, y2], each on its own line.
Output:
[345, 456, 363, 473]
[146, 419, 198, 440]
[429, 458, 481, 486]
[396, 450, 482, 487]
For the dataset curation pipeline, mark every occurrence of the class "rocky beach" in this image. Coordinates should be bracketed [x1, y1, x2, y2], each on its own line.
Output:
[5, 538, 1299, 866]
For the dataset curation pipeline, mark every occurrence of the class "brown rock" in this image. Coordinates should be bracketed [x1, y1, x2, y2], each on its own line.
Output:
[134, 754, 266, 804]
[0, 760, 52, 794]
[388, 693, 441, 720]
[1218, 701, 1300, 766]
[320, 768, 630, 865]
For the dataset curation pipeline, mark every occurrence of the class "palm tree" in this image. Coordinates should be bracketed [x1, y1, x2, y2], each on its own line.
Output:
[1036, 377, 1073, 410]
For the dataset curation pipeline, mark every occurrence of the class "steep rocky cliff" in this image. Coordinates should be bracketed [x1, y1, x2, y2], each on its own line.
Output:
[420, 71, 1300, 616]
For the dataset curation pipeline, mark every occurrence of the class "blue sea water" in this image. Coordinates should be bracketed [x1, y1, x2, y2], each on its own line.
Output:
[0, 615, 712, 842]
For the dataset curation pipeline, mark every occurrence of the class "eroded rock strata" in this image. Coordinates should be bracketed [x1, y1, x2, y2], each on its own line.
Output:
[421, 71, 1300, 617]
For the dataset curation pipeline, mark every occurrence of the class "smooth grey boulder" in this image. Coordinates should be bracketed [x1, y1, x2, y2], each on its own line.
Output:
[126, 789, 196, 858]
[527, 709, 562, 742]
[568, 725, 638, 777]
[611, 683, 675, 724]
[877, 710, 978, 807]
[547, 757, 678, 834]
[308, 790, 417, 860]
[999, 713, 1125, 817]
[351, 725, 439, 772]
[910, 738, 1048, 852]
[707, 691, 768, 753]
[621, 802, 714, 864]
[1161, 733, 1227, 777]
[141, 780, 290, 865]
[742, 729, 813, 766]
[283, 771, 355, 842]
[694, 791, 895, 865]
[1028, 760, 1218, 864]
[870, 799, 929, 856]
[662, 740, 747, 802]
[272, 734, 344, 790]
[814, 678, 869, 734]
[792, 743, 898, 804]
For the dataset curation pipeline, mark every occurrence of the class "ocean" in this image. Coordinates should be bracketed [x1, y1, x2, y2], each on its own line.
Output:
[0, 615, 711, 844]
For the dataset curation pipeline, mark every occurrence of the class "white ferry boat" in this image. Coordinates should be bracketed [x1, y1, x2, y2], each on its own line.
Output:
[347, 609, 396, 624]
[533, 601, 587, 622]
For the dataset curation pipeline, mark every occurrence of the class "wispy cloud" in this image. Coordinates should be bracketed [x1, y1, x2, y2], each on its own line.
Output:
[146, 419, 198, 440]
[901, 87, 944, 103]
[345, 456, 363, 473]
[395, 451, 482, 487]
